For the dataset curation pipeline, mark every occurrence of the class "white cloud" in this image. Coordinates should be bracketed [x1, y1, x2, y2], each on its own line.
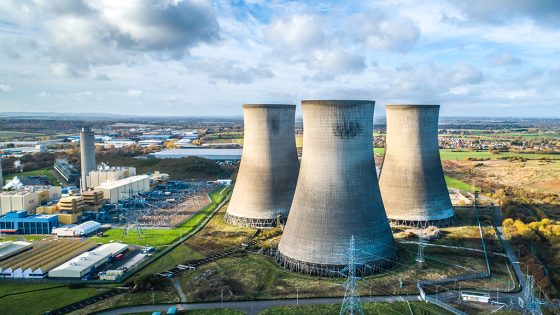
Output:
[0, 84, 12, 92]
[450, 63, 483, 85]
[126, 89, 143, 97]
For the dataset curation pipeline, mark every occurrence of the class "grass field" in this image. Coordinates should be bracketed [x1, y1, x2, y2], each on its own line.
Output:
[260, 301, 451, 315]
[92, 186, 231, 247]
[4, 167, 61, 186]
[374, 148, 559, 161]
[445, 175, 478, 191]
[0, 283, 109, 315]
[0, 130, 44, 138]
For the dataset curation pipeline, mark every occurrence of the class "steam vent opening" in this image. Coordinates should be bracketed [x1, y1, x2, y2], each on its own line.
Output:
[276, 100, 397, 277]
[379, 105, 454, 228]
[225, 104, 300, 229]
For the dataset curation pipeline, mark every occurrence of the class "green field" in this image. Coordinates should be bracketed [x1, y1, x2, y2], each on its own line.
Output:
[260, 302, 451, 315]
[93, 186, 231, 247]
[445, 175, 478, 191]
[374, 148, 559, 161]
[4, 167, 60, 186]
[0, 130, 44, 138]
[0, 283, 109, 315]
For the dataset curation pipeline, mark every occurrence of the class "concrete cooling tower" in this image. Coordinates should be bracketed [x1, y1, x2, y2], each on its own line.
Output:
[80, 127, 96, 192]
[225, 104, 300, 229]
[379, 105, 454, 227]
[276, 100, 396, 277]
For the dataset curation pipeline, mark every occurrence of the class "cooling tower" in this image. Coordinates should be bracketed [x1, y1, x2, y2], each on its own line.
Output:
[379, 105, 454, 227]
[80, 127, 96, 192]
[276, 100, 396, 277]
[225, 104, 299, 229]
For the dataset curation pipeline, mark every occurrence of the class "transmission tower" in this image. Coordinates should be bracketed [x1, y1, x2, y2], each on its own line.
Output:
[340, 235, 365, 315]
[416, 238, 425, 264]
[523, 274, 543, 315]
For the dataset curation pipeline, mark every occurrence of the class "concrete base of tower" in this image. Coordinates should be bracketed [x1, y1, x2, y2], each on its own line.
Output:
[224, 213, 284, 229]
[389, 216, 454, 228]
[274, 250, 397, 278]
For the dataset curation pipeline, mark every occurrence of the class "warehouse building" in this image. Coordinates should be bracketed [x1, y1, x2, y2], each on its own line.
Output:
[151, 148, 242, 160]
[0, 241, 32, 261]
[0, 211, 59, 234]
[52, 221, 101, 237]
[96, 175, 150, 203]
[86, 167, 136, 188]
[0, 239, 96, 278]
[49, 242, 128, 279]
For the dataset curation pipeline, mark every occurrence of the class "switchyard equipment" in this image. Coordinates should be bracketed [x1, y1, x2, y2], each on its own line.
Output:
[225, 104, 300, 229]
[276, 100, 396, 277]
[80, 127, 96, 191]
[379, 105, 454, 227]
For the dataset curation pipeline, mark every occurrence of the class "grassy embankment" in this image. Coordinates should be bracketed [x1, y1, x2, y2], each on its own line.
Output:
[4, 167, 60, 186]
[92, 186, 231, 247]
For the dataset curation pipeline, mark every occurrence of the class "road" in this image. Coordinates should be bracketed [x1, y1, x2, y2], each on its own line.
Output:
[96, 295, 423, 315]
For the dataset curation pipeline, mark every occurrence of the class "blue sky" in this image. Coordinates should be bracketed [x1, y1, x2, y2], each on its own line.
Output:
[0, 0, 559, 117]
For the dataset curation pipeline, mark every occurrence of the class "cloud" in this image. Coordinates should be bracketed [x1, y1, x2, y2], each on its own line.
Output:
[454, 0, 560, 27]
[488, 52, 523, 66]
[34, 0, 220, 65]
[307, 50, 366, 81]
[0, 84, 12, 92]
[50, 63, 79, 78]
[353, 10, 421, 52]
[268, 14, 325, 50]
[450, 63, 483, 85]
[126, 89, 143, 97]
[187, 59, 274, 84]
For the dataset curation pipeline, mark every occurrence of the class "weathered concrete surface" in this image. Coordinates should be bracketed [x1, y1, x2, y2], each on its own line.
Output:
[80, 127, 96, 191]
[277, 100, 396, 276]
[379, 105, 454, 226]
[226, 104, 299, 229]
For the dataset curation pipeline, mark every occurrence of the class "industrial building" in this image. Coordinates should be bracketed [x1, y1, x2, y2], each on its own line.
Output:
[0, 241, 32, 261]
[96, 175, 150, 203]
[80, 127, 97, 191]
[52, 221, 101, 237]
[0, 239, 96, 278]
[48, 242, 128, 279]
[86, 166, 136, 188]
[151, 148, 242, 160]
[276, 100, 396, 277]
[225, 104, 299, 228]
[0, 211, 59, 234]
[379, 105, 454, 227]
[54, 159, 80, 185]
[0, 191, 39, 215]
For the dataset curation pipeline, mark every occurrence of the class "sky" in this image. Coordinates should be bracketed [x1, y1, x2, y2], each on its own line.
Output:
[0, 0, 559, 117]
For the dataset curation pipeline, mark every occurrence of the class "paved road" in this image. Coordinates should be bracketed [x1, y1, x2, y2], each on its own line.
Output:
[96, 295, 423, 315]
[170, 278, 187, 303]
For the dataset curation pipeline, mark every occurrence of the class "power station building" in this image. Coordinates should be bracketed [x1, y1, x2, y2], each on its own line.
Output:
[80, 127, 96, 192]
[225, 104, 299, 228]
[276, 100, 396, 277]
[379, 105, 454, 227]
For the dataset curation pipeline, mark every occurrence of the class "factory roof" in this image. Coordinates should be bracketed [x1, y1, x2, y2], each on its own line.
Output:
[0, 211, 58, 222]
[0, 241, 32, 260]
[152, 148, 243, 160]
[97, 175, 150, 189]
[0, 240, 96, 274]
[48, 243, 128, 277]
